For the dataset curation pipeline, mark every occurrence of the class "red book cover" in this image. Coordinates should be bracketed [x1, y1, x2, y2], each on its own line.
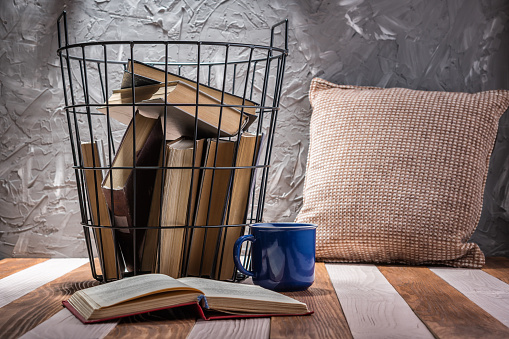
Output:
[62, 300, 313, 324]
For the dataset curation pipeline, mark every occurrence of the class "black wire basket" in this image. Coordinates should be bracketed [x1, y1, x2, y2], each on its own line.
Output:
[56, 11, 288, 283]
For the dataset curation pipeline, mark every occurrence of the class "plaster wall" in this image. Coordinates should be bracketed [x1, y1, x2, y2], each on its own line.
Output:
[1, 0, 508, 258]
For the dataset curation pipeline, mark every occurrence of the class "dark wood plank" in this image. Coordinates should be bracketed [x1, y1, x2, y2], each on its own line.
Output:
[104, 306, 197, 339]
[482, 257, 509, 284]
[0, 263, 99, 339]
[0, 258, 48, 279]
[379, 265, 509, 339]
[269, 263, 352, 339]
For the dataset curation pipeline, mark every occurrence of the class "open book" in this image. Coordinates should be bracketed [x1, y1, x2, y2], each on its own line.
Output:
[63, 274, 312, 324]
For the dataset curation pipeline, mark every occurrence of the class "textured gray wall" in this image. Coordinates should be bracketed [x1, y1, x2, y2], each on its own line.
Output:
[1, 0, 508, 259]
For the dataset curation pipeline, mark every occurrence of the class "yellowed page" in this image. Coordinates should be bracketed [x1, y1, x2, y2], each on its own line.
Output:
[78, 274, 202, 308]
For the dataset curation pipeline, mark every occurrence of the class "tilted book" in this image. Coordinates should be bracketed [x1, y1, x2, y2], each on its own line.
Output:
[63, 274, 312, 324]
[101, 112, 164, 272]
[127, 59, 258, 116]
[99, 80, 256, 139]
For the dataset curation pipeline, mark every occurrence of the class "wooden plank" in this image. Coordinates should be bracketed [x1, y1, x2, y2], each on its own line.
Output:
[187, 318, 270, 339]
[0, 258, 48, 279]
[18, 309, 117, 339]
[270, 263, 352, 339]
[431, 267, 509, 329]
[104, 306, 197, 339]
[0, 258, 88, 308]
[482, 257, 509, 284]
[0, 261, 102, 339]
[379, 265, 509, 338]
[326, 264, 433, 339]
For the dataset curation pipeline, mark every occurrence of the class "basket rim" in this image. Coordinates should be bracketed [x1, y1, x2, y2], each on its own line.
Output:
[57, 40, 288, 59]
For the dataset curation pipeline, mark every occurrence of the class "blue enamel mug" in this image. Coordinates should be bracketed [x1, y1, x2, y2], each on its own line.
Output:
[233, 222, 317, 291]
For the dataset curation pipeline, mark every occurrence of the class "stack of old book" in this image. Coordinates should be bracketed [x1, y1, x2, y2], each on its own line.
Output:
[82, 60, 261, 281]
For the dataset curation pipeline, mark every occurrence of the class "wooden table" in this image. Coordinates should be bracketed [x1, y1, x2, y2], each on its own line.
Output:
[1, 257, 509, 338]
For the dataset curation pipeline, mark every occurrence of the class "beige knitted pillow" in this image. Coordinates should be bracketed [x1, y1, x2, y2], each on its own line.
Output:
[297, 78, 509, 268]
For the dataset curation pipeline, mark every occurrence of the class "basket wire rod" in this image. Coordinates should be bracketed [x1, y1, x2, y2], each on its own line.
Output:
[232, 64, 237, 95]
[181, 46, 205, 278]
[270, 19, 289, 51]
[103, 43, 122, 280]
[155, 42, 172, 275]
[255, 46, 276, 222]
[211, 44, 236, 279]
[58, 12, 98, 279]
[58, 13, 98, 279]
[79, 46, 101, 280]
[56, 11, 69, 49]
[128, 42, 139, 275]
[258, 57, 285, 222]
[196, 41, 222, 277]
[214, 45, 254, 280]
[249, 61, 258, 101]
[81, 45, 109, 282]
[97, 62, 106, 103]
[182, 42, 203, 277]
[207, 64, 212, 87]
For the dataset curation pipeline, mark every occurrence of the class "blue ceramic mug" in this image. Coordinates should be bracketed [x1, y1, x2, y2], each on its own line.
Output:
[233, 222, 317, 291]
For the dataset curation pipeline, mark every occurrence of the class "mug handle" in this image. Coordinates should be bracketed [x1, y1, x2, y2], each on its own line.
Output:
[233, 235, 255, 277]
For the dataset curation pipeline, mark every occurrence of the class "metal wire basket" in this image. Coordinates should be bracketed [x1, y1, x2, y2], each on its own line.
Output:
[56, 11, 288, 283]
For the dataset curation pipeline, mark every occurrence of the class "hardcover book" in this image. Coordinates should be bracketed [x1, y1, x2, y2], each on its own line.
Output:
[81, 142, 123, 280]
[99, 80, 256, 139]
[63, 273, 312, 324]
[101, 112, 164, 272]
[158, 138, 206, 278]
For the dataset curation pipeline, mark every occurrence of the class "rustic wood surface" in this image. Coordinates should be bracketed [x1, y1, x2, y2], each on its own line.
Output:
[0, 258, 88, 308]
[326, 264, 434, 339]
[379, 265, 509, 339]
[104, 306, 196, 339]
[482, 256, 509, 284]
[431, 266, 509, 329]
[0, 262, 97, 339]
[270, 263, 352, 339]
[0, 258, 48, 279]
[188, 318, 270, 339]
[18, 309, 117, 339]
[1, 257, 509, 339]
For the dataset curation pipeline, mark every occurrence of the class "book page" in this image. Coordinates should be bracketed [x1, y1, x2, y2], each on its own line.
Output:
[178, 277, 305, 306]
[81, 274, 203, 308]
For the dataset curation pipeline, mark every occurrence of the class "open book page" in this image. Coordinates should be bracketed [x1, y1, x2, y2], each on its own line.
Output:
[79, 274, 203, 308]
[177, 277, 308, 313]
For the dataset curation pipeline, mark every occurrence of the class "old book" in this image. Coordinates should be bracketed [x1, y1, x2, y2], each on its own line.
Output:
[100, 80, 256, 139]
[121, 71, 160, 89]
[63, 274, 311, 324]
[215, 133, 262, 280]
[141, 147, 165, 274]
[127, 59, 258, 116]
[185, 139, 235, 278]
[96, 83, 161, 120]
[81, 142, 122, 280]
[158, 137, 206, 278]
[102, 112, 164, 272]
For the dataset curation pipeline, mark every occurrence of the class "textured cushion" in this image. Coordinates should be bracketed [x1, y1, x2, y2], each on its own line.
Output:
[297, 78, 509, 268]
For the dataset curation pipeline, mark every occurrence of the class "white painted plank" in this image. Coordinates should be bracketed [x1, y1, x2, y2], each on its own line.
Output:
[0, 258, 88, 308]
[18, 308, 117, 339]
[326, 264, 433, 339]
[187, 318, 270, 339]
[430, 267, 509, 328]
